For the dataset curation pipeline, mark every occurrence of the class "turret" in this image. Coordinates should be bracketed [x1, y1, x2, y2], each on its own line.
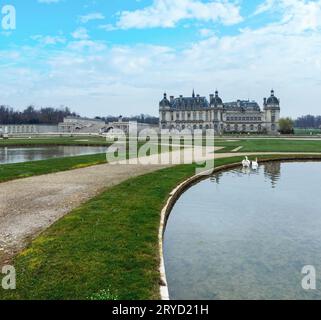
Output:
[264, 89, 281, 134]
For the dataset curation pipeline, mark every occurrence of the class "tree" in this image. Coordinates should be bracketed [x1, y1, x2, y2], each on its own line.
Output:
[279, 117, 294, 134]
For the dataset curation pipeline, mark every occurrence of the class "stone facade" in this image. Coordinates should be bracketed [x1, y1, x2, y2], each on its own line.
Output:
[159, 90, 280, 134]
[58, 116, 106, 133]
[0, 124, 58, 135]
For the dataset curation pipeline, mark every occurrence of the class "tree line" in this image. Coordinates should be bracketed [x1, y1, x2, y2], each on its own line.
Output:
[0, 105, 78, 125]
[0, 106, 159, 125]
[294, 115, 321, 129]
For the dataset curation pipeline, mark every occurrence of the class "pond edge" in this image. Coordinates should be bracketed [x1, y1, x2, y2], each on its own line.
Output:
[158, 155, 321, 300]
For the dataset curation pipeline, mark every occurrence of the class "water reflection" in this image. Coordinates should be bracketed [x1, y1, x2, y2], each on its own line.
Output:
[210, 161, 281, 188]
[264, 161, 281, 188]
[164, 161, 321, 300]
[0, 146, 107, 165]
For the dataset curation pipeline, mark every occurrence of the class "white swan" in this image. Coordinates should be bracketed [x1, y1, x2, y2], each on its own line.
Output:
[242, 156, 251, 167]
[252, 158, 259, 169]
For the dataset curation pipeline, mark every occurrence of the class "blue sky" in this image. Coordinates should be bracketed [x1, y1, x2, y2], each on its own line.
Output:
[1, 0, 321, 117]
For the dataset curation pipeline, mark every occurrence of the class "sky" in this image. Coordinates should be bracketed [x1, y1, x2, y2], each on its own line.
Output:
[1, 0, 321, 118]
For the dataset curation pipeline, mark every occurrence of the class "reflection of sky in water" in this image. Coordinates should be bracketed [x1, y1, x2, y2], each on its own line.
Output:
[0, 146, 107, 164]
[164, 162, 321, 300]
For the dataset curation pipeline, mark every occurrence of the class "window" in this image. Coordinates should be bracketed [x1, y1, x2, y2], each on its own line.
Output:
[227, 124, 231, 131]
[176, 113, 180, 120]
[234, 124, 238, 131]
[242, 124, 246, 131]
[250, 124, 254, 131]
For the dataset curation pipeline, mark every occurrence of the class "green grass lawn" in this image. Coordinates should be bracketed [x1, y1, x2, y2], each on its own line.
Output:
[1, 154, 321, 300]
[294, 128, 321, 135]
[0, 153, 108, 183]
[0, 135, 109, 146]
[215, 138, 321, 153]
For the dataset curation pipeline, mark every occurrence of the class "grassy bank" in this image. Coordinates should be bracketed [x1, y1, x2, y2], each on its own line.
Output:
[0, 153, 107, 183]
[0, 136, 109, 147]
[1, 155, 320, 300]
[215, 138, 321, 153]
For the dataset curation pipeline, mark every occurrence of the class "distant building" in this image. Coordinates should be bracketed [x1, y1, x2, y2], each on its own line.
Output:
[104, 116, 158, 135]
[58, 116, 106, 133]
[0, 124, 58, 135]
[159, 90, 281, 134]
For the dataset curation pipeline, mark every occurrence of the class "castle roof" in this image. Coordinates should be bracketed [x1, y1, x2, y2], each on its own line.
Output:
[171, 96, 209, 109]
[210, 90, 223, 106]
[266, 90, 279, 105]
[224, 100, 261, 112]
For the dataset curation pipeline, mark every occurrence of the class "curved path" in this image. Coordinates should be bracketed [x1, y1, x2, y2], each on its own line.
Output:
[1, 148, 321, 264]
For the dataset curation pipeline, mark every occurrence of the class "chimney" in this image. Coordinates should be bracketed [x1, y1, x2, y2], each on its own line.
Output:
[264, 98, 267, 105]
[170, 96, 174, 102]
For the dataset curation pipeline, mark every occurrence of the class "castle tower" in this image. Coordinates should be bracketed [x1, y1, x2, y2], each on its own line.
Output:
[210, 90, 224, 133]
[159, 92, 171, 130]
[264, 89, 280, 134]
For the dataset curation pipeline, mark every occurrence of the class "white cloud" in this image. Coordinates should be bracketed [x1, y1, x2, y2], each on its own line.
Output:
[31, 35, 66, 45]
[79, 12, 105, 24]
[114, 0, 243, 29]
[253, 0, 321, 33]
[71, 27, 89, 40]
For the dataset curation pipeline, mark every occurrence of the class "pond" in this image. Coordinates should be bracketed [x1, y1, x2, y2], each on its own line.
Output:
[0, 146, 107, 164]
[164, 161, 321, 300]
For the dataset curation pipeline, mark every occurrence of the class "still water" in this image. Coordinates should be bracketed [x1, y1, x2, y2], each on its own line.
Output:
[0, 146, 107, 164]
[164, 161, 321, 300]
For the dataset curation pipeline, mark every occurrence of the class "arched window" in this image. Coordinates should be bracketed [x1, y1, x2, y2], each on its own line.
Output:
[227, 124, 231, 131]
[234, 124, 238, 132]
[258, 124, 262, 132]
[250, 124, 254, 131]
[242, 124, 246, 131]
[271, 124, 276, 131]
